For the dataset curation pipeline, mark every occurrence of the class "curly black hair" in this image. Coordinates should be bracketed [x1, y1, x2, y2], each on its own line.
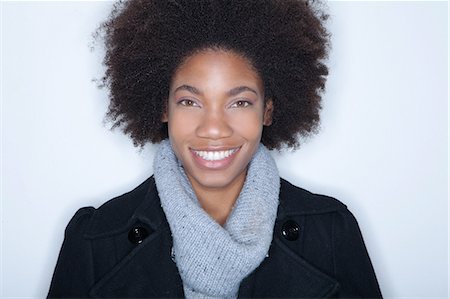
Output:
[99, 0, 330, 150]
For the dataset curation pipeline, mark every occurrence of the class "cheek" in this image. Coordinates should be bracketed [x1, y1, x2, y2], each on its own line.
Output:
[167, 109, 197, 138]
[228, 112, 264, 140]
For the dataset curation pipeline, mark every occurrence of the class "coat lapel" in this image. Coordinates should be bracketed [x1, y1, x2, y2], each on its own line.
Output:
[239, 237, 339, 297]
[87, 178, 184, 298]
[89, 228, 184, 298]
[239, 180, 340, 298]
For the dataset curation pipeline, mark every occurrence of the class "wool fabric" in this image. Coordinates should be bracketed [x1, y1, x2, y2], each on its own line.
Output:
[153, 140, 280, 298]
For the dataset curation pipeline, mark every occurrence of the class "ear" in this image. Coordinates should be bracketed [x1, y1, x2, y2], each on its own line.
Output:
[161, 101, 169, 123]
[263, 99, 274, 126]
[161, 111, 168, 123]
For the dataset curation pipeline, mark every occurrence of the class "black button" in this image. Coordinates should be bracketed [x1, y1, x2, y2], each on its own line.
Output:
[128, 226, 149, 244]
[281, 220, 300, 241]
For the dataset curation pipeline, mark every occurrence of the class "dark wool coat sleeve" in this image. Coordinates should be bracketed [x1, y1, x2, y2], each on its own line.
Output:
[48, 207, 96, 298]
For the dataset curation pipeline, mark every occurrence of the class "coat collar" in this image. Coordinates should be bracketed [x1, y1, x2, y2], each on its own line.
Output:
[86, 177, 341, 297]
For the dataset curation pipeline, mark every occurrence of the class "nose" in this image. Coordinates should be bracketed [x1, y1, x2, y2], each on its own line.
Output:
[196, 110, 233, 140]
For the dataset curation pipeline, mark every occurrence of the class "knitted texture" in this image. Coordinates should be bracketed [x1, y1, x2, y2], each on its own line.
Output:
[154, 140, 280, 298]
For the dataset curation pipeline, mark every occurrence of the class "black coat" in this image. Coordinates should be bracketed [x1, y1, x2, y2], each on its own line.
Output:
[48, 177, 382, 298]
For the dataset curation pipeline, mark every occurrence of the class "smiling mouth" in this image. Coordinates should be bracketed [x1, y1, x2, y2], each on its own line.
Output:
[192, 147, 240, 161]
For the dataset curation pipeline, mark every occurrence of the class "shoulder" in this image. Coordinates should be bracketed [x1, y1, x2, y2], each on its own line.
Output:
[279, 178, 348, 216]
[49, 177, 162, 297]
[65, 176, 160, 238]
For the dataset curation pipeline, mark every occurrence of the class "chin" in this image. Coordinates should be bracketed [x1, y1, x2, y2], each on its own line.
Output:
[187, 168, 246, 191]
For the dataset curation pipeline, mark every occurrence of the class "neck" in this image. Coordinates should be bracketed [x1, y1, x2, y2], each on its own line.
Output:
[188, 171, 247, 226]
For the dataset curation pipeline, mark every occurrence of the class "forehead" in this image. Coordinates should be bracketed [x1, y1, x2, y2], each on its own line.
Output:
[170, 50, 264, 92]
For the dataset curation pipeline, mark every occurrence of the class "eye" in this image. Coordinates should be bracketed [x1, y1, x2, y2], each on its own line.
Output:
[178, 99, 199, 107]
[230, 100, 251, 108]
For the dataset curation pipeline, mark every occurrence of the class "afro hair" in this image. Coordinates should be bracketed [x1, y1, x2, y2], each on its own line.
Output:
[99, 0, 330, 150]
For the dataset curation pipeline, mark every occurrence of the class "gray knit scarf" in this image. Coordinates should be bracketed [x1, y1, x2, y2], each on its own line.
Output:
[154, 140, 280, 298]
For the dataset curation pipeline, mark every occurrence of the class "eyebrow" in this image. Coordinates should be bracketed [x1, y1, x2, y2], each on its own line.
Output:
[173, 85, 258, 97]
[173, 85, 202, 95]
[227, 86, 258, 97]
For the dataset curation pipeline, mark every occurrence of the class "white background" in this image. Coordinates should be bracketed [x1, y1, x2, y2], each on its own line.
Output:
[1, 1, 448, 298]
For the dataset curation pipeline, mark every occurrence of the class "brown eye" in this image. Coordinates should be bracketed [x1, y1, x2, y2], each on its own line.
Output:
[179, 99, 199, 107]
[230, 100, 251, 108]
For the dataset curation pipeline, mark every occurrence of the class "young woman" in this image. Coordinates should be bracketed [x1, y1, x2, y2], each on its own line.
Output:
[48, 0, 382, 298]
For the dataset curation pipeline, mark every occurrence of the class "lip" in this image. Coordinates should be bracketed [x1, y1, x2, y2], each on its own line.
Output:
[190, 146, 241, 170]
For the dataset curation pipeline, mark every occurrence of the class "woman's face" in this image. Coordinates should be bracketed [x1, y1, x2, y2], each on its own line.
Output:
[163, 50, 273, 192]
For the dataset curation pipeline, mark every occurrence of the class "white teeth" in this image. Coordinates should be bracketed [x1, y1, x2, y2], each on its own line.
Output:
[194, 148, 238, 161]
